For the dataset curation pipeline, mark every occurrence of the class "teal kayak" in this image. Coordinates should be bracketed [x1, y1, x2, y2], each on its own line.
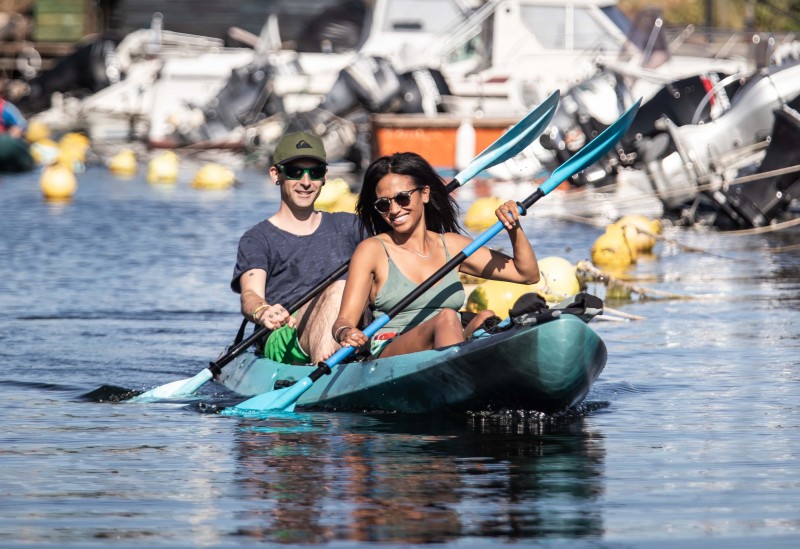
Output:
[217, 314, 607, 414]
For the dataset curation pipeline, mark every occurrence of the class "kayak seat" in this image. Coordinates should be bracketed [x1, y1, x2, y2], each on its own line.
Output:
[469, 292, 604, 339]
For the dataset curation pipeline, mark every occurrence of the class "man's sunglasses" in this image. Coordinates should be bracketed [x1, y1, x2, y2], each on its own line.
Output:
[278, 164, 326, 180]
[374, 188, 423, 213]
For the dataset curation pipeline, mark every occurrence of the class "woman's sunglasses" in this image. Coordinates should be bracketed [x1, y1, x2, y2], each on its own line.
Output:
[374, 188, 423, 213]
[278, 164, 327, 180]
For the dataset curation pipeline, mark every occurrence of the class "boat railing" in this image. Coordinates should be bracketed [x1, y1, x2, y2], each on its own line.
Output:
[665, 26, 798, 66]
[436, 0, 502, 61]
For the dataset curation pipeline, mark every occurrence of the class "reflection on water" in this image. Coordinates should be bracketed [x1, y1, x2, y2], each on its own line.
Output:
[230, 413, 605, 543]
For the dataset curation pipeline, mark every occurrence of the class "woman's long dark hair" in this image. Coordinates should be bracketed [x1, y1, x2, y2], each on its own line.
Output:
[356, 152, 462, 235]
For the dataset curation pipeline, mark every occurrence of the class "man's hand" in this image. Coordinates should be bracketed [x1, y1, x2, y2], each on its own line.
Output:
[253, 303, 295, 330]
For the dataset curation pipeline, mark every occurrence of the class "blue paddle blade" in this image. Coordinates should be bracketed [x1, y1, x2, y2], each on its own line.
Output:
[540, 98, 641, 195]
[222, 377, 311, 415]
[461, 99, 642, 256]
[453, 91, 559, 184]
[129, 368, 214, 402]
[472, 90, 560, 161]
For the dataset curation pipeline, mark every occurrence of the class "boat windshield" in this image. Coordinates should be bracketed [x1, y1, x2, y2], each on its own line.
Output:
[519, 4, 625, 52]
[601, 5, 633, 36]
[381, 0, 464, 34]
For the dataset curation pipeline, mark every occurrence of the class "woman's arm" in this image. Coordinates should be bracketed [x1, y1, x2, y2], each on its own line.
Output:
[331, 239, 378, 348]
[456, 200, 540, 284]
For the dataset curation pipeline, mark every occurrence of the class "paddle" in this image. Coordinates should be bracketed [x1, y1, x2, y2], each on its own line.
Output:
[223, 98, 642, 416]
[129, 91, 560, 402]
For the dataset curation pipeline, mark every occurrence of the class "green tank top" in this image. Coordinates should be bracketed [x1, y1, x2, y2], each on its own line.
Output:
[372, 233, 465, 335]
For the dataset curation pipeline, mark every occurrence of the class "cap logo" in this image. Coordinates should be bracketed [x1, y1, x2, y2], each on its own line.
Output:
[296, 140, 313, 149]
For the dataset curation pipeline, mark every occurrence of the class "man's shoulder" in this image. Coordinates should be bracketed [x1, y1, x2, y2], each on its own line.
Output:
[238, 219, 278, 247]
[321, 211, 361, 232]
[242, 218, 276, 235]
[322, 211, 358, 223]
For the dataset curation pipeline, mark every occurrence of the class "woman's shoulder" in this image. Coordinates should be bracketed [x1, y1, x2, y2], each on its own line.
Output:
[356, 235, 388, 252]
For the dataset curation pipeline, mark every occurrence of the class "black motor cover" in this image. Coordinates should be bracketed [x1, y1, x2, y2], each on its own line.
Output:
[711, 99, 800, 229]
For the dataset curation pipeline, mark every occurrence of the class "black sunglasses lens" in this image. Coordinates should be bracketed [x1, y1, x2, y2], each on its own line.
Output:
[282, 165, 325, 179]
[282, 165, 302, 178]
[394, 192, 413, 207]
[375, 198, 391, 213]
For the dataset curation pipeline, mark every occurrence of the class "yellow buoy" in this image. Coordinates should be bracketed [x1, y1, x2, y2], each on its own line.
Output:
[591, 224, 636, 268]
[464, 196, 505, 232]
[40, 163, 77, 201]
[26, 120, 51, 143]
[331, 191, 358, 213]
[612, 214, 662, 254]
[147, 151, 180, 184]
[536, 256, 581, 302]
[108, 149, 138, 176]
[191, 163, 235, 190]
[59, 132, 90, 153]
[315, 178, 351, 211]
[466, 279, 535, 316]
[57, 133, 91, 171]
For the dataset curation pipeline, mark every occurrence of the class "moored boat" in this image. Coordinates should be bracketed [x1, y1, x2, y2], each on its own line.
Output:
[0, 134, 34, 172]
[218, 313, 606, 414]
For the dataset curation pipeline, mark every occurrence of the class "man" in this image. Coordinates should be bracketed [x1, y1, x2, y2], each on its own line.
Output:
[231, 131, 365, 364]
[0, 80, 27, 139]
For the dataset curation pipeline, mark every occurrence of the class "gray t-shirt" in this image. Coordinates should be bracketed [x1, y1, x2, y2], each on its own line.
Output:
[231, 211, 365, 307]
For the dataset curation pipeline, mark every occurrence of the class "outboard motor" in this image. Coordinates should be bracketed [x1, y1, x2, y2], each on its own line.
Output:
[538, 69, 737, 187]
[320, 56, 403, 115]
[626, 72, 737, 144]
[624, 60, 800, 211]
[16, 36, 119, 114]
[319, 55, 449, 117]
[317, 55, 450, 167]
[709, 100, 800, 229]
[185, 61, 285, 144]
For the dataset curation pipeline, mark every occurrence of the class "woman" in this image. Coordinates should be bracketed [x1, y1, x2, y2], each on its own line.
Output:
[332, 152, 540, 359]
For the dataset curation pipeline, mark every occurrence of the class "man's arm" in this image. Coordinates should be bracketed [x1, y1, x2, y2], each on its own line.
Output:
[239, 268, 295, 330]
[3, 102, 26, 139]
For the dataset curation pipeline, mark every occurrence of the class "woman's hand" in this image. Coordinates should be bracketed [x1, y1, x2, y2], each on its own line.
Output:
[253, 303, 296, 330]
[336, 326, 369, 348]
[496, 200, 521, 230]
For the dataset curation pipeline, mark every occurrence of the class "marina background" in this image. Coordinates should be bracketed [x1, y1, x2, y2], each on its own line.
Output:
[1, 0, 799, 546]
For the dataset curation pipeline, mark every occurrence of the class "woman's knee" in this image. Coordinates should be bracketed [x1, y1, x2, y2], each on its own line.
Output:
[435, 308, 462, 329]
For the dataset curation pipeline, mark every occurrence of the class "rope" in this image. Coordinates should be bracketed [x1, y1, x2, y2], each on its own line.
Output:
[716, 215, 800, 236]
[576, 260, 694, 300]
[768, 242, 800, 253]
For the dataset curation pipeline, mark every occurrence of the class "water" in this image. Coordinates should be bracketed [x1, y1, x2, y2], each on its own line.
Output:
[1, 164, 799, 547]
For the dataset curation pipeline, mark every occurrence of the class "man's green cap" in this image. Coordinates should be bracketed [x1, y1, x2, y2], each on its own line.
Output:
[272, 131, 326, 165]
